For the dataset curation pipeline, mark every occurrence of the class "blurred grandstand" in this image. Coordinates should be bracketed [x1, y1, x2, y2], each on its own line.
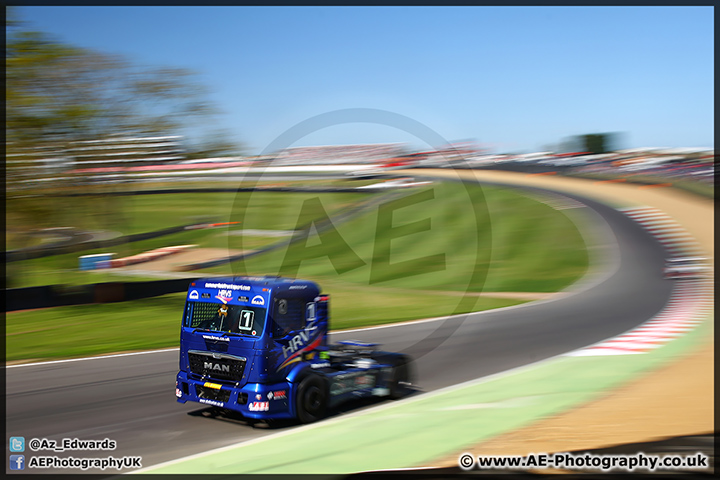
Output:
[6, 134, 714, 190]
[269, 143, 408, 165]
[7, 134, 186, 190]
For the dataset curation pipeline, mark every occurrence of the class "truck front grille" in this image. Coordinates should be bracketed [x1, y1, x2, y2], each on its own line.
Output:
[188, 350, 246, 382]
[195, 384, 231, 403]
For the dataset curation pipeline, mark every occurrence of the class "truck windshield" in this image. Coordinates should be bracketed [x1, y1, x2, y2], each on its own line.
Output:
[183, 302, 266, 337]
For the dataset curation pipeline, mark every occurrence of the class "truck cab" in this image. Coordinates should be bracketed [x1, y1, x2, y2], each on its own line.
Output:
[176, 276, 411, 423]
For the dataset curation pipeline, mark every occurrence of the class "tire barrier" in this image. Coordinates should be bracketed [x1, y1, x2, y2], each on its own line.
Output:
[106, 245, 195, 269]
[5, 278, 194, 312]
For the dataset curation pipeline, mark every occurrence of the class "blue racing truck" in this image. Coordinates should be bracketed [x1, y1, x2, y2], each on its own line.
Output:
[175, 276, 413, 423]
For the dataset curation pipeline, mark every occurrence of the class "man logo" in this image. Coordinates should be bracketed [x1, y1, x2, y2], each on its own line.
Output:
[189, 290, 199, 300]
[204, 361, 230, 373]
[251, 295, 265, 306]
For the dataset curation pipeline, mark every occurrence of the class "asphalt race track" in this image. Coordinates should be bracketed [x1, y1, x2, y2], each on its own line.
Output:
[5, 181, 675, 474]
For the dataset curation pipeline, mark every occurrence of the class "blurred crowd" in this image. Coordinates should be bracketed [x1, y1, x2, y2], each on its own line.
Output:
[472, 148, 714, 184]
[573, 149, 714, 184]
[268, 143, 408, 165]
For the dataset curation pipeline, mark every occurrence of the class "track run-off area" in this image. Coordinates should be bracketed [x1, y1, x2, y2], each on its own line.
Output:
[6, 169, 713, 475]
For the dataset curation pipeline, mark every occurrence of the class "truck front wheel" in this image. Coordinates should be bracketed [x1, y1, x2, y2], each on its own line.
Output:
[296, 374, 327, 423]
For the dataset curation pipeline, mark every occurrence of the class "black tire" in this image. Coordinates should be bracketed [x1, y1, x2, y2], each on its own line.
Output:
[295, 374, 328, 424]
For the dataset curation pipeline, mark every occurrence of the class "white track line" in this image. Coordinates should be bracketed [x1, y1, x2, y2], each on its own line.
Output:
[7, 348, 179, 368]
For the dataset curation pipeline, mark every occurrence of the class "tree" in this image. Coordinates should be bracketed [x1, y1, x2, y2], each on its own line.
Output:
[5, 19, 242, 182]
[577, 133, 622, 154]
[6, 32, 218, 149]
[185, 129, 245, 160]
[581, 134, 608, 154]
[4, 15, 243, 254]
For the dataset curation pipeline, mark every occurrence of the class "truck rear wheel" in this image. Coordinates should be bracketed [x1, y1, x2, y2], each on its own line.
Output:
[296, 374, 327, 424]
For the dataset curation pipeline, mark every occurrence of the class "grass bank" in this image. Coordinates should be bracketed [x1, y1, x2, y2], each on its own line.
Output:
[6, 181, 589, 362]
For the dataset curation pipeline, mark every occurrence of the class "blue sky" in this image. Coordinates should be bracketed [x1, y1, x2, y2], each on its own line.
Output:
[15, 6, 714, 154]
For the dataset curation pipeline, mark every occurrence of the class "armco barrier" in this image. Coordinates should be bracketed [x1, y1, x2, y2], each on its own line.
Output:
[55, 186, 367, 196]
[108, 245, 194, 269]
[6, 285, 57, 311]
[123, 278, 193, 301]
[5, 284, 98, 311]
[5, 278, 193, 312]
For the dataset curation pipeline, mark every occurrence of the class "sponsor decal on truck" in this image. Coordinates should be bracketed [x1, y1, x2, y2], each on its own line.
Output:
[277, 317, 322, 370]
[267, 390, 287, 400]
[248, 401, 269, 412]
